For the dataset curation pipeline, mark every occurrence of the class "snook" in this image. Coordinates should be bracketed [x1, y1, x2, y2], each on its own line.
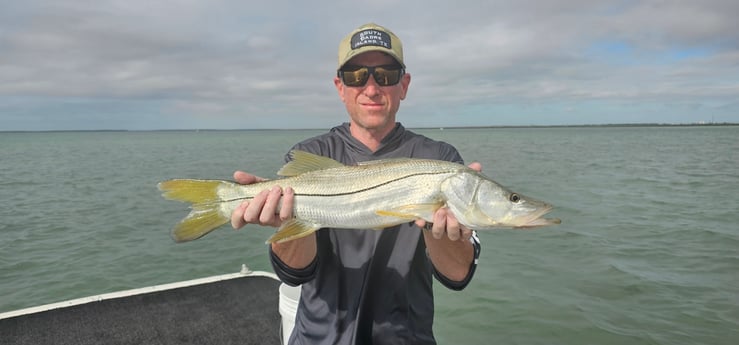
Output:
[158, 150, 560, 243]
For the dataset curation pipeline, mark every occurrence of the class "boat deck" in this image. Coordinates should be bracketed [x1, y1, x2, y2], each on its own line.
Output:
[1, 272, 282, 345]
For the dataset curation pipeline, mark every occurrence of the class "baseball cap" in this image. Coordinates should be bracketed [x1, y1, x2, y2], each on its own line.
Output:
[337, 23, 405, 69]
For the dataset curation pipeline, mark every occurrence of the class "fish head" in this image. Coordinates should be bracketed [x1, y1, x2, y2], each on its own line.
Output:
[444, 171, 561, 229]
[475, 179, 560, 228]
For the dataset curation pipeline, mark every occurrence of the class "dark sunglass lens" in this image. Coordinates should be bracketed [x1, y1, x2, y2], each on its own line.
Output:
[373, 67, 402, 86]
[340, 65, 402, 86]
[342, 68, 369, 86]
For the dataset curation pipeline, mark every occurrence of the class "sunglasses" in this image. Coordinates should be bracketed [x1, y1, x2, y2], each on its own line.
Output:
[338, 64, 405, 87]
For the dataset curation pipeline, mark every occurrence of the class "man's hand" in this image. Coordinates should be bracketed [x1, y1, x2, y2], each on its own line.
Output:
[415, 161, 482, 241]
[230, 170, 294, 229]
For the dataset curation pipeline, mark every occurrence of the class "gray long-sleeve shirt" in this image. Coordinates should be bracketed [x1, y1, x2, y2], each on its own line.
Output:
[270, 123, 481, 345]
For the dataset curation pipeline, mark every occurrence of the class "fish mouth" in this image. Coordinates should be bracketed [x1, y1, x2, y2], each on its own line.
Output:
[514, 205, 561, 229]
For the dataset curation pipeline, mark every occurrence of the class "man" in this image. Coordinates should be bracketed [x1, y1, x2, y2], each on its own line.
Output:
[231, 23, 481, 345]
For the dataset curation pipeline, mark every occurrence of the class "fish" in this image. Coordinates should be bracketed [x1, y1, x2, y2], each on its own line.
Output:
[158, 150, 561, 244]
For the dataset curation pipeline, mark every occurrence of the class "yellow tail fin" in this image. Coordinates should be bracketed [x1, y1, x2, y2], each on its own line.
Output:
[158, 179, 224, 204]
[158, 179, 235, 242]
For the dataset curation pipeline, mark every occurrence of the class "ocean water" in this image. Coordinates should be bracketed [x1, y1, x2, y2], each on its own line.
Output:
[1, 127, 737, 344]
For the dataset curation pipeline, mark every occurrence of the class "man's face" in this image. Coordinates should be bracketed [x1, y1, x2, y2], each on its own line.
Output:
[334, 51, 411, 135]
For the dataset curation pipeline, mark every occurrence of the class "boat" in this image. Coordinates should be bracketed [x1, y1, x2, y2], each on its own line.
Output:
[0, 265, 300, 345]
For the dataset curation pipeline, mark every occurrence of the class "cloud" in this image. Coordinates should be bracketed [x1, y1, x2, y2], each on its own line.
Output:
[0, 0, 737, 130]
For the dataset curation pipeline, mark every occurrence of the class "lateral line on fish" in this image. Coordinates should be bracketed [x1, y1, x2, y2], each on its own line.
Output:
[216, 171, 452, 203]
[293, 171, 448, 197]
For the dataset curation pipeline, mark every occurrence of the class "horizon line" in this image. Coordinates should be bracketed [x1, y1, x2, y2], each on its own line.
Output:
[2, 122, 738, 133]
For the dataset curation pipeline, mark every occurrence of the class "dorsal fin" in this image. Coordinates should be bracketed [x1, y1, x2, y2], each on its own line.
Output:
[277, 150, 345, 176]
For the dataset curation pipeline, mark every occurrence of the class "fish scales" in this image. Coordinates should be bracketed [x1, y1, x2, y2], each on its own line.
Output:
[158, 150, 560, 243]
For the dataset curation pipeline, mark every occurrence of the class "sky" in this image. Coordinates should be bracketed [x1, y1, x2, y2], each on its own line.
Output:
[1, 0, 737, 131]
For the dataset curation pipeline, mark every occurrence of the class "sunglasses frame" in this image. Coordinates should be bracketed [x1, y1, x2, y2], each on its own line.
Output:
[337, 64, 405, 87]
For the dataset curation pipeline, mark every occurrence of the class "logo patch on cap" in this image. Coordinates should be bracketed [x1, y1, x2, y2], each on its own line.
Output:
[351, 29, 391, 50]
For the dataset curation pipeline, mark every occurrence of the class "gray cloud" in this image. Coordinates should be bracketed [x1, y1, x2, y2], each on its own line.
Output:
[0, 0, 737, 130]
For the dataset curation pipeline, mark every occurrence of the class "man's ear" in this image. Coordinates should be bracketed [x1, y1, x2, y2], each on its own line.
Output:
[399, 73, 411, 100]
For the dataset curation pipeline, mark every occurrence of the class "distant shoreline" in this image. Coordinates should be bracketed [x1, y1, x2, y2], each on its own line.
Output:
[2, 122, 738, 133]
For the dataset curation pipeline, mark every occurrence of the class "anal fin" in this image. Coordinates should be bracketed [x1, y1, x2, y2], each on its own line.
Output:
[266, 218, 321, 244]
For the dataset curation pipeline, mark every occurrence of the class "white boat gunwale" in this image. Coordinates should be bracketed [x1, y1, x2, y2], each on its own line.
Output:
[0, 264, 278, 320]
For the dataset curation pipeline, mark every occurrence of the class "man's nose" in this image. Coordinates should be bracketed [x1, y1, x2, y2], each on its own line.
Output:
[362, 76, 381, 96]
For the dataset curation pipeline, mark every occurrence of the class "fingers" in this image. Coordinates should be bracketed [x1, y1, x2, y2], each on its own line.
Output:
[233, 170, 266, 185]
[468, 161, 482, 173]
[231, 201, 248, 229]
[231, 185, 291, 230]
[460, 226, 473, 241]
[231, 171, 284, 229]
[259, 186, 283, 225]
[242, 189, 269, 225]
[430, 208, 447, 239]
[279, 187, 294, 221]
[426, 207, 470, 242]
[445, 212, 461, 241]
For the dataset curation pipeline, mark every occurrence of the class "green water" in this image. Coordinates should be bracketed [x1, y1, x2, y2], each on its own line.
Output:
[1, 127, 737, 344]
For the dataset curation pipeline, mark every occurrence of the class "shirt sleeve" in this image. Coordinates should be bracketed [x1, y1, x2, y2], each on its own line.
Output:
[269, 245, 319, 286]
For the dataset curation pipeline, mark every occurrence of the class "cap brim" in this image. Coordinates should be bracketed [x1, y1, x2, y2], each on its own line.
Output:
[339, 47, 405, 69]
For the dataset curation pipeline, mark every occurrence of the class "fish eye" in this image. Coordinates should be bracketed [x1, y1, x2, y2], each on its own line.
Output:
[509, 193, 521, 203]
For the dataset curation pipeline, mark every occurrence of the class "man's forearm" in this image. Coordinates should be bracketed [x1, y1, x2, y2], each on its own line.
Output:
[423, 231, 474, 282]
[271, 234, 318, 269]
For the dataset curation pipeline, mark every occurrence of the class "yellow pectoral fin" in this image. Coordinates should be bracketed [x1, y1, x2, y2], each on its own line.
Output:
[375, 210, 418, 219]
[375, 202, 444, 220]
[266, 218, 321, 244]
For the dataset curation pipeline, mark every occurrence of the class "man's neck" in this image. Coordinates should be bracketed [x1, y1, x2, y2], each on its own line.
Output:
[349, 122, 396, 152]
